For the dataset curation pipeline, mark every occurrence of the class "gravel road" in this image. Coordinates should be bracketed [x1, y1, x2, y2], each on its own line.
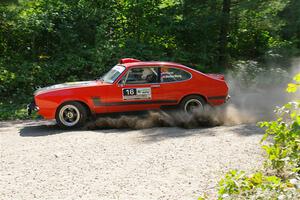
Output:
[0, 120, 264, 200]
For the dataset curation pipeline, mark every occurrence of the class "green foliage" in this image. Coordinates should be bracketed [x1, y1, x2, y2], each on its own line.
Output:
[281, 0, 300, 50]
[287, 73, 300, 93]
[260, 102, 300, 176]
[229, 0, 292, 60]
[207, 74, 300, 199]
[0, 101, 28, 120]
[218, 170, 300, 199]
[0, 98, 39, 120]
[0, 0, 118, 100]
[259, 74, 300, 176]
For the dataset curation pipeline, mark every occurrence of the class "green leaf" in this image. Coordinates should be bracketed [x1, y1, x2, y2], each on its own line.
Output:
[261, 133, 269, 142]
[249, 172, 263, 185]
[286, 83, 298, 93]
[297, 115, 300, 125]
[293, 73, 300, 82]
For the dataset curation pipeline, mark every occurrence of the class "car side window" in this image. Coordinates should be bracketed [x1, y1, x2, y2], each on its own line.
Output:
[160, 67, 191, 83]
[121, 67, 159, 85]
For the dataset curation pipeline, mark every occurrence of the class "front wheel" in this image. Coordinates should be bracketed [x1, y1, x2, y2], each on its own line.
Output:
[56, 102, 87, 128]
[180, 95, 206, 114]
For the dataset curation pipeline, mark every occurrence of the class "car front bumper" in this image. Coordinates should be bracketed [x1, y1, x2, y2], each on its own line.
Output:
[27, 100, 39, 115]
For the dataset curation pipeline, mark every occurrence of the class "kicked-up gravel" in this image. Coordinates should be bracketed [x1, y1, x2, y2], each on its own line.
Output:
[0, 120, 264, 200]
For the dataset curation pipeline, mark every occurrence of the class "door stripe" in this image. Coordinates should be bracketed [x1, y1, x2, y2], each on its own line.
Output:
[91, 97, 177, 106]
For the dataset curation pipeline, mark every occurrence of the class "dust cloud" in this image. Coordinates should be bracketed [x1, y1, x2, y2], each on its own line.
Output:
[86, 59, 300, 129]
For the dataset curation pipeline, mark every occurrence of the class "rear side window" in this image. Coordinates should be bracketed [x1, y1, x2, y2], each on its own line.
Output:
[160, 67, 191, 83]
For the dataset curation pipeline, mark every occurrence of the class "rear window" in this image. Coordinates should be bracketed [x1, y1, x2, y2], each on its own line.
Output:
[161, 67, 191, 83]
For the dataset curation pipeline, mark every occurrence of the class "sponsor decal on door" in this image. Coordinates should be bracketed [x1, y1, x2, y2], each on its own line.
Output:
[122, 88, 151, 100]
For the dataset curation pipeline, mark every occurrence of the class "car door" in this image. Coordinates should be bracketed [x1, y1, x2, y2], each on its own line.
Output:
[104, 66, 164, 113]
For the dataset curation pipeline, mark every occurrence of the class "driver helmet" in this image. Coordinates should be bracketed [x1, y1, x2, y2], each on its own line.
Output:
[141, 68, 153, 79]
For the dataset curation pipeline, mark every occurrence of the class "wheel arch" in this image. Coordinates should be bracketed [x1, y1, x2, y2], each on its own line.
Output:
[56, 100, 92, 116]
[179, 94, 208, 104]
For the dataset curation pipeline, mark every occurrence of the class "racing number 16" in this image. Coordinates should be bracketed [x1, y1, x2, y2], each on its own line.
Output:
[123, 88, 137, 96]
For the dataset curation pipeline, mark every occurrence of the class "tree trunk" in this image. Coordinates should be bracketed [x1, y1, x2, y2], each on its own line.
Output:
[218, 0, 231, 68]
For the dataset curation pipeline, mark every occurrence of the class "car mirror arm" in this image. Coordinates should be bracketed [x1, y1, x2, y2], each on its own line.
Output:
[118, 80, 125, 87]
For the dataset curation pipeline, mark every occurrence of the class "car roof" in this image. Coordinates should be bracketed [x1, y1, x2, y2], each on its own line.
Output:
[120, 59, 191, 71]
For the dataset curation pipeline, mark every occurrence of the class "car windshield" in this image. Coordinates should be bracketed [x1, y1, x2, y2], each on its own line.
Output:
[101, 65, 126, 83]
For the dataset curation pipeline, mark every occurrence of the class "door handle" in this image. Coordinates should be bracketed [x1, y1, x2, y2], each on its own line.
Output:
[151, 85, 160, 88]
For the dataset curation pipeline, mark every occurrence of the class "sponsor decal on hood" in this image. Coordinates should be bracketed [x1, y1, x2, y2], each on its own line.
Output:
[34, 81, 96, 95]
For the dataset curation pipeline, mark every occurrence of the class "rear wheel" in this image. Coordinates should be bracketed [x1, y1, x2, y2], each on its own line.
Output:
[56, 102, 87, 128]
[180, 95, 206, 114]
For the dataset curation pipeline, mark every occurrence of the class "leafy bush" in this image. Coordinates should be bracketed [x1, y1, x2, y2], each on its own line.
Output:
[0, 101, 30, 120]
[259, 74, 300, 177]
[218, 170, 299, 200]
[200, 74, 300, 199]
[260, 101, 300, 177]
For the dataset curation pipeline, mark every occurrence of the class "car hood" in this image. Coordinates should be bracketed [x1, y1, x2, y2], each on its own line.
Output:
[34, 81, 99, 95]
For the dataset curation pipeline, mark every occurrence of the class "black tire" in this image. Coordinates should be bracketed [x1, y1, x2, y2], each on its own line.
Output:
[180, 95, 206, 114]
[55, 101, 87, 128]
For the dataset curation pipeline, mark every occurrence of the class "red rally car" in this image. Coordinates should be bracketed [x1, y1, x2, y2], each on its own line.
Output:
[28, 58, 230, 128]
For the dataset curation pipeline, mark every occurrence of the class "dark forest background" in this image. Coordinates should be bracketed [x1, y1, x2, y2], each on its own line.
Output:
[0, 0, 300, 119]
